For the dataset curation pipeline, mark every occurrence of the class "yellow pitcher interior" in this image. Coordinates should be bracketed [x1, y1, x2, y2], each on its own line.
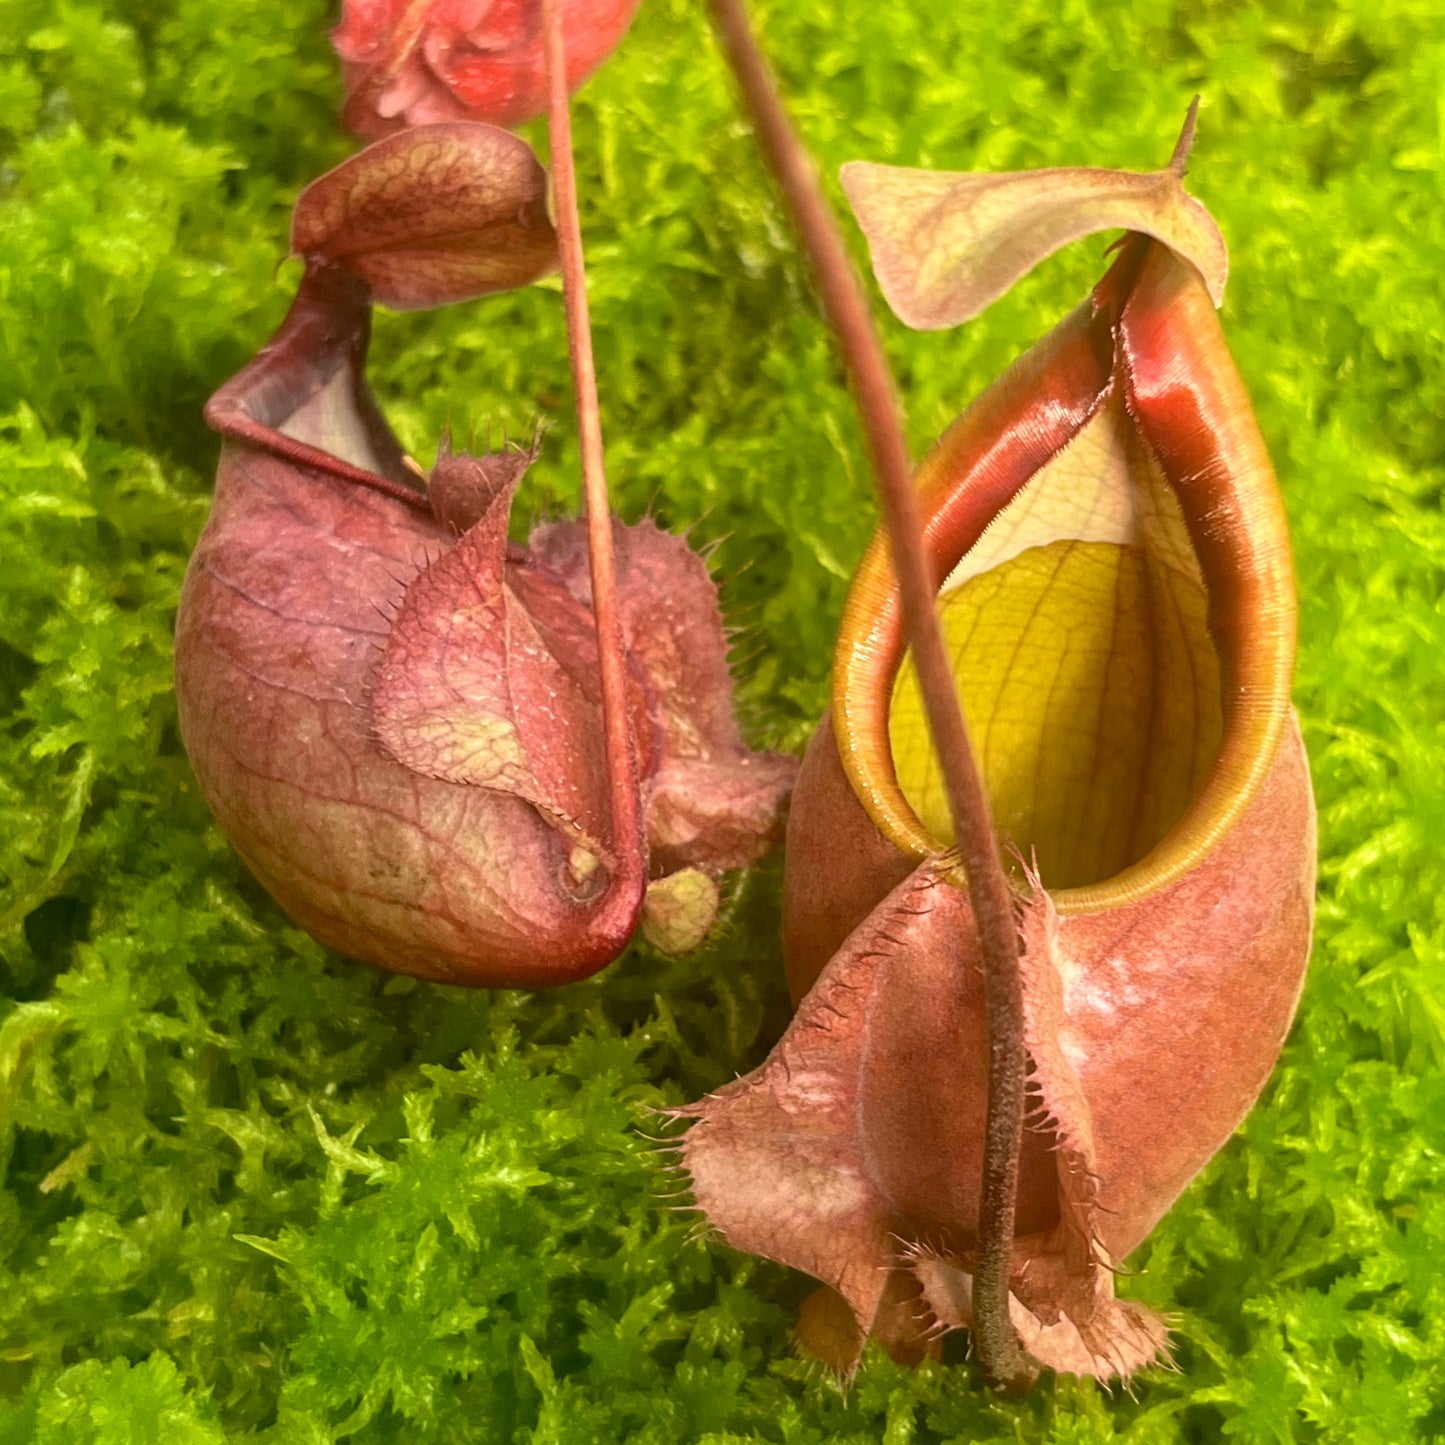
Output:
[889, 392, 1223, 891]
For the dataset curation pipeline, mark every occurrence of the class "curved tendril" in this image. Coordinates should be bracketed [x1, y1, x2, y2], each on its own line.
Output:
[702, 0, 1033, 1392]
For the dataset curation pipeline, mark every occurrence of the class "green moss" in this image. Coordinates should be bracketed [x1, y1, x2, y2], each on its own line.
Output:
[1, 0, 1442, 1439]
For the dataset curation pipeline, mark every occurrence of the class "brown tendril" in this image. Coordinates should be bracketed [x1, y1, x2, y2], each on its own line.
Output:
[702, 0, 1034, 1393]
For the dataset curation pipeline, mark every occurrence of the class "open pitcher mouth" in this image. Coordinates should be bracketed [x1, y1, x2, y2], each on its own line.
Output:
[891, 386, 1222, 892]
[833, 236, 1297, 912]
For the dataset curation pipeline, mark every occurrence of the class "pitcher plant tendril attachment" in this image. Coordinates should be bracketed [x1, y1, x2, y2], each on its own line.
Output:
[175, 113, 795, 987]
[680, 21, 1316, 1389]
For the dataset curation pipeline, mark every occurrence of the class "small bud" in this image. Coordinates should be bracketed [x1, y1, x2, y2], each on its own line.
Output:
[640, 868, 721, 955]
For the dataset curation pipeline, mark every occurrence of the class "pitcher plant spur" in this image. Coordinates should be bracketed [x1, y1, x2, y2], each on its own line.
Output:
[681, 120, 1317, 1381]
[174, 122, 795, 987]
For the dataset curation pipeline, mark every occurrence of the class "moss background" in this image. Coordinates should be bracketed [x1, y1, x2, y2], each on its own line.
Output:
[2, 0, 1443, 1439]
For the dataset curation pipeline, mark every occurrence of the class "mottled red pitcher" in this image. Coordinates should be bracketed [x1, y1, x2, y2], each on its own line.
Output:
[175, 124, 793, 987]
[682, 151, 1316, 1379]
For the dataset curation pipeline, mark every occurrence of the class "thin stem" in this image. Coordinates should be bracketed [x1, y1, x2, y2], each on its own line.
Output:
[704, 0, 1033, 1394]
[541, 0, 645, 874]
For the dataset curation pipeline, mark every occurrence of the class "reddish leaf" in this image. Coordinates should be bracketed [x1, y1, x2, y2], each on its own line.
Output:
[370, 456, 614, 858]
[528, 514, 801, 875]
[291, 124, 558, 310]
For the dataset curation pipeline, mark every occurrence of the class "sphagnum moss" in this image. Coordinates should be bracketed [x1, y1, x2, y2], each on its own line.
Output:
[1, 0, 1443, 1440]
